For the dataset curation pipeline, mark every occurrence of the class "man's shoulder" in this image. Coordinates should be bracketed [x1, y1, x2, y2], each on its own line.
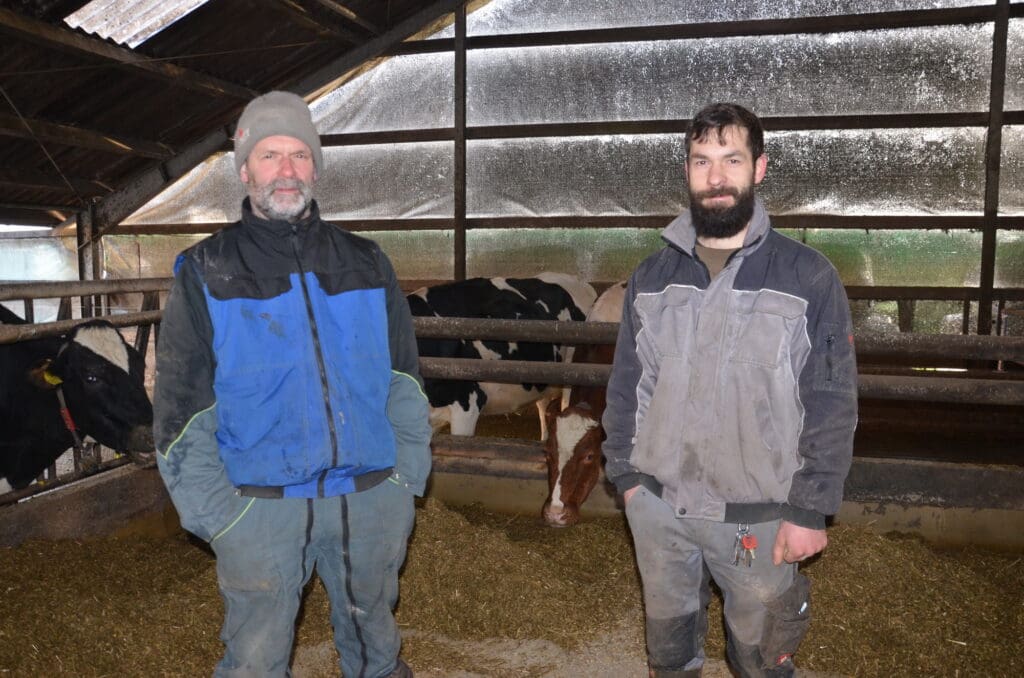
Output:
[629, 243, 697, 290]
[172, 223, 241, 275]
[765, 229, 838, 279]
[319, 220, 381, 253]
[180, 221, 244, 257]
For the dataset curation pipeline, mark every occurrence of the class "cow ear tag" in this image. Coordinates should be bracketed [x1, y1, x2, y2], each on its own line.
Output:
[28, 359, 62, 389]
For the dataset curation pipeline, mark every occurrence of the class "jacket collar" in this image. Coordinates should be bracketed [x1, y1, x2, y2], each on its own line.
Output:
[240, 197, 321, 236]
[661, 196, 771, 256]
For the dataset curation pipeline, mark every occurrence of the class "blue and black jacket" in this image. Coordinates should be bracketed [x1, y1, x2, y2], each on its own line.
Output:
[153, 199, 431, 542]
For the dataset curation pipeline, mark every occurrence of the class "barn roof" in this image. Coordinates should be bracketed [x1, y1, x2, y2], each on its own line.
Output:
[0, 0, 461, 228]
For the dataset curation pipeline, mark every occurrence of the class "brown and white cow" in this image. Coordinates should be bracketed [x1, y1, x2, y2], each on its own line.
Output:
[542, 281, 626, 527]
[408, 272, 597, 438]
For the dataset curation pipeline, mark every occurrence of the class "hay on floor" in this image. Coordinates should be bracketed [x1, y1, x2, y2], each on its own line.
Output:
[0, 498, 1021, 677]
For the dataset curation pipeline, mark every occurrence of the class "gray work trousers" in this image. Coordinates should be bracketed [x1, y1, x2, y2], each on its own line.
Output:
[210, 477, 415, 678]
[625, 487, 809, 677]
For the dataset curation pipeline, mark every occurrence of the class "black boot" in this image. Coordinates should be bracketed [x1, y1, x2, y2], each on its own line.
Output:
[649, 667, 701, 678]
[385, 658, 413, 678]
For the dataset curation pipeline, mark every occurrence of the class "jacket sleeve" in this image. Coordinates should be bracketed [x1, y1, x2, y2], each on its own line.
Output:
[601, 276, 660, 496]
[379, 250, 432, 496]
[785, 264, 858, 528]
[154, 255, 252, 542]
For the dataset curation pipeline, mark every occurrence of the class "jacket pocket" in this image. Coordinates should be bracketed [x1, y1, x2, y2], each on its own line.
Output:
[729, 290, 805, 368]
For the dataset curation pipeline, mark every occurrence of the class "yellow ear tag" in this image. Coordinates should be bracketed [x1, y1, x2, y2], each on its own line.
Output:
[43, 370, 63, 385]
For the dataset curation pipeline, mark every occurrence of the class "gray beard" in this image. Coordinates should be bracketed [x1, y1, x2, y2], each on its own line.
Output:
[250, 179, 313, 222]
[689, 185, 756, 240]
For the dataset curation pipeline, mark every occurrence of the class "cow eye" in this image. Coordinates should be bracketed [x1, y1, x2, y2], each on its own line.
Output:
[85, 373, 100, 384]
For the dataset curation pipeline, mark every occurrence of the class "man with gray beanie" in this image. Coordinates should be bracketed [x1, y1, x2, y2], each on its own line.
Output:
[153, 90, 431, 678]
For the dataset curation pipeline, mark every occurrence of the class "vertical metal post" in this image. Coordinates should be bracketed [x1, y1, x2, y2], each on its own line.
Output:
[978, 0, 1009, 335]
[76, 205, 96, 318]
[453, 3, 468, 281]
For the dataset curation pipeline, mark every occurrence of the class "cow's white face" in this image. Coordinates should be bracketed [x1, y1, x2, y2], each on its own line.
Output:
[550, 412, 599, 507]
[67, 325, 130, 373]
[543, 406, 604, 527]
[49, 323, 153, 453]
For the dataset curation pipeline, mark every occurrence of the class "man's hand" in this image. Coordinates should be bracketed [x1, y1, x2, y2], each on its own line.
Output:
[772, 520, 827, 565]
[623, 485, 640, 505]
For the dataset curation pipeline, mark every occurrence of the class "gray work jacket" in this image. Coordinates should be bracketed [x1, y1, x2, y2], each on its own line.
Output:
[602, 198, 858, 529]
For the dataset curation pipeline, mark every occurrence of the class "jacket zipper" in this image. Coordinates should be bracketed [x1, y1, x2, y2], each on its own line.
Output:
[291, 225, 339, 496]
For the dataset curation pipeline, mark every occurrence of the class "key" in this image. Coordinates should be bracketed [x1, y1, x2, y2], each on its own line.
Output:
[733, 524, 750, 566]
[741, 533, 758, 567]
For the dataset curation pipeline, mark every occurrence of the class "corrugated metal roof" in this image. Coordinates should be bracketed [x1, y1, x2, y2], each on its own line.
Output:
[64, 0, 209, 48]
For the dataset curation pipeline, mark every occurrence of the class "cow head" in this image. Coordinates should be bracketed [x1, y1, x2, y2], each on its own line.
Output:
[542, 400, 604, 527]
[42, 321, 154, 456]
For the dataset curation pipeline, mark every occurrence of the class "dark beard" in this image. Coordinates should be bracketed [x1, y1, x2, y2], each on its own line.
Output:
[689, 184, 756, 240]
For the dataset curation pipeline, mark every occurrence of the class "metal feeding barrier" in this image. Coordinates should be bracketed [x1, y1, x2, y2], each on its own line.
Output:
[1, 279, 1022, 505]
[413, 316, 1024, 407]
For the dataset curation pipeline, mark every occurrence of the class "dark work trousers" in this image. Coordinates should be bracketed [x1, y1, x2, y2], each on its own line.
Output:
[625, 486, 803, 677]
[210, 477, 415, 678]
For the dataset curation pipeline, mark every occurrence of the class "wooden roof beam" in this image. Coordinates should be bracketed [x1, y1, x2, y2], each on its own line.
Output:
[0, 112, 173, 159]
[308, 0, 382, 35]
[0, 7, 257, 101]
[0, 168, 109, 197]
[260, 0, 365, 44]
[290, 0, 465, 96]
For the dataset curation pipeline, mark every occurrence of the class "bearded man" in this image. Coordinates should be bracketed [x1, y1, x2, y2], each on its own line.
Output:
[153, 91, 431, 678]
[602, 103, 858, 678]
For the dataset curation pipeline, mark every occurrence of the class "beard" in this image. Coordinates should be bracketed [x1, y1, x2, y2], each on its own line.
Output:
[689, 183, 756, 240]
[248, 177, 314, 222]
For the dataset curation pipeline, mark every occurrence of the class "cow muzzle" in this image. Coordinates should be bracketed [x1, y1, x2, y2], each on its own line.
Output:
[542, 500, 581, 528]
[123, 425, 156, 467]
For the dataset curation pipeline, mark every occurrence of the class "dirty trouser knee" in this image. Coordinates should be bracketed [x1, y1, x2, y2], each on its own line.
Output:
[704, 520, 810, 678]
[211, 497, 312, 678]
[314, 477, 416, 678]
[625, 487, 709, 674]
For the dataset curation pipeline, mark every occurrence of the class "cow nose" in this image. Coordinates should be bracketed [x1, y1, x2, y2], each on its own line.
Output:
[124, 424, 154, 452]
[542, 503, 579, 528]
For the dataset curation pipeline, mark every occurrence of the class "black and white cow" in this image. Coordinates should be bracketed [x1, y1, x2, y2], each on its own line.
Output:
[0, 306, 154, 491]
[407, 273, 597, 437]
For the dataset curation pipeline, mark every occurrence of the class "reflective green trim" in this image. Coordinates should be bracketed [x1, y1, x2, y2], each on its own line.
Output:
[210, 497, 256, 543]
[158, 403, 216, 460]
[392, 370, 427, 400]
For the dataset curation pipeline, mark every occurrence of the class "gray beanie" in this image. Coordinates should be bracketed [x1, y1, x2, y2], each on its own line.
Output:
[233, 91, 323, 173]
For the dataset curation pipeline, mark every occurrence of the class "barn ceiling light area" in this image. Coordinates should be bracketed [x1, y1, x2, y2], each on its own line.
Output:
[63, 0, 209, 47]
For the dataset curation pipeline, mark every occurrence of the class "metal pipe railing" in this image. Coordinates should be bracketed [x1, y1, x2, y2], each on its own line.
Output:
[419, 357, 1023, 406]
[0, 311, 162, 344]
[413, 316, 1024, 363]
[0, 277, 173, 301]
